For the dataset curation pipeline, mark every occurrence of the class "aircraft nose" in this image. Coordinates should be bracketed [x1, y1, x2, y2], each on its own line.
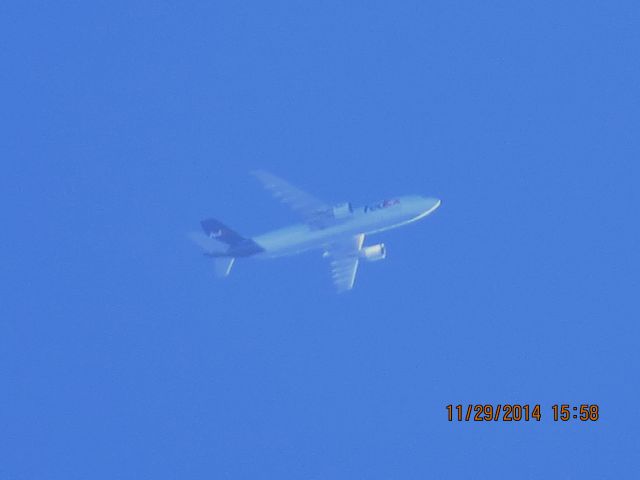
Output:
[424, 197, 442, 214]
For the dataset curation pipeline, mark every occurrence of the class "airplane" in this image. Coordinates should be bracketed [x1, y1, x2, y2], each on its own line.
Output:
[190, 170, 441, 292]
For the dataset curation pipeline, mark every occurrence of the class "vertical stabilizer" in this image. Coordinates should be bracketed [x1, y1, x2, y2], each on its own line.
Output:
[201, 219, 246, 246]
[200, 218, 264, 257]
[214, 257, 235, 277]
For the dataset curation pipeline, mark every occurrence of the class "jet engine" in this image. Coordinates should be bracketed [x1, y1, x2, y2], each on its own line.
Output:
[332, 202, 353, 219]
[360, 243, 386, 261]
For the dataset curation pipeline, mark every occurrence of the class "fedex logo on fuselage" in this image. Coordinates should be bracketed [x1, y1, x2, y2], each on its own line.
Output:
[364, 198, 400, 213]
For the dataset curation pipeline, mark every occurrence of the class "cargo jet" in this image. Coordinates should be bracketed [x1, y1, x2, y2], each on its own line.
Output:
[190, 171, 441, 292]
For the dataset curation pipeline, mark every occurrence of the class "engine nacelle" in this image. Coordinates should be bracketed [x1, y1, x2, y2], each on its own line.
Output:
[360, 243, 386, 262]
[332, 202, 353, 219]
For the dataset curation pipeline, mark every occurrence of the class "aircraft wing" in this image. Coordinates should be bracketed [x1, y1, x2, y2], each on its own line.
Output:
[252, 170, 332, 227]
[326, 234, 364, 293]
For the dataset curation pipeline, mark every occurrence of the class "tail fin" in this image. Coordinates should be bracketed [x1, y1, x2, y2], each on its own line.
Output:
[201, 218, 246, 247]
[200, 218, 264, 257]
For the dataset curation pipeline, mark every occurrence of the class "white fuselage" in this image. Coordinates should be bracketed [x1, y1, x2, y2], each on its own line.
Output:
[252, 195, 441, 258]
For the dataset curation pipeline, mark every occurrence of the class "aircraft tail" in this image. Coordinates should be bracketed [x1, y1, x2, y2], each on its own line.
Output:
[189, 218, 246, 256]
[200, 218, 247, 247]
[200, 218, 264, 258]
[190, 218, 262, 278]
[198, 219, 242, 277]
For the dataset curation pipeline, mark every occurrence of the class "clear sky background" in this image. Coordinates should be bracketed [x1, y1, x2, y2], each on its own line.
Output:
[2, 1, 639, 478]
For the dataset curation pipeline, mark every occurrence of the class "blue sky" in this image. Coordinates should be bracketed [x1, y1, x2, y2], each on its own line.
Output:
[2, 1, 639, 478]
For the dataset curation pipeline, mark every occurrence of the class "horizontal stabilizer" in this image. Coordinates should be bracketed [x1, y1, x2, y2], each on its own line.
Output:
[215, 257, 235, 277]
